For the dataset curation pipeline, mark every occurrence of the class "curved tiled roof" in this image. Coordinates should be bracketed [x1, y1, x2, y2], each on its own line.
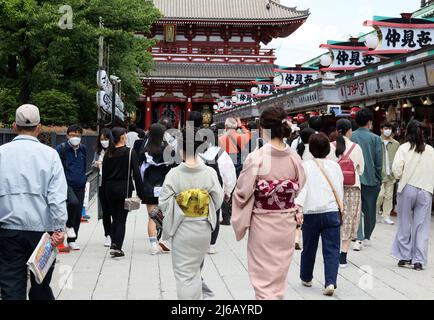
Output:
[153, 0, 309, 22]
[143, 62, 274, 80]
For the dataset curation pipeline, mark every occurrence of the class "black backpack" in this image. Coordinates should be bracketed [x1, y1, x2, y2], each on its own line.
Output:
[203, 148, 224, 187]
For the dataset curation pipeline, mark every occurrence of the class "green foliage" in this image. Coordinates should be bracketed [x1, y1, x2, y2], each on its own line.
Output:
[0, 88, 19, 123]
[31, 89, 79, 125]
[0, 0, 161, 126]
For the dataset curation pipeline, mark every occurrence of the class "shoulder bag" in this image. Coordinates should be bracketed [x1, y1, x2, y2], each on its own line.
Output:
[124, 148, 141, 211]
[313, 159, 344, 225]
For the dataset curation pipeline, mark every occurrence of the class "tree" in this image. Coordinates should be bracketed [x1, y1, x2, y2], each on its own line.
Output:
[31, 89, 79, 125]
[0, 0, 161, 126]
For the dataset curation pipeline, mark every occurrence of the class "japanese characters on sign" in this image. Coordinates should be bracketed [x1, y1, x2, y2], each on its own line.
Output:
[340, 80, 368, 101]
[275, 70, 319, 89]
[378, 26, 434, 52]
[256, 83, 276, 96]
[366, 65, 428, 97]
[287, 91, 320, 109]
[329, 49, 379, 69]
[233, 92, 253, 105]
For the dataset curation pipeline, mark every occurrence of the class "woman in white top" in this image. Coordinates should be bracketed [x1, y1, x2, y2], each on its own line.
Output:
[332, 119, 364, 268]
[295, 133, 344, 297]
[391, 120, 434, 271]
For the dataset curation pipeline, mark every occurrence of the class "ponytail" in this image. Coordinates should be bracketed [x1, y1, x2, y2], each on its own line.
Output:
[335, 119, 353, 157]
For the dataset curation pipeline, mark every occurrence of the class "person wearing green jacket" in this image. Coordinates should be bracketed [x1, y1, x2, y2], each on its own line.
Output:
[351, 109, 383, 251]
[376, 122, 400, 226]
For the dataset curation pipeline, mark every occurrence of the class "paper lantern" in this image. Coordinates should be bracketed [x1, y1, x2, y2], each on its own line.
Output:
[350, 107, 361, 119]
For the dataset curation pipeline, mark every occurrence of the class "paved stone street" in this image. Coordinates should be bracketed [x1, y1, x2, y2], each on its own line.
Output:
[51, 197, 434, 300]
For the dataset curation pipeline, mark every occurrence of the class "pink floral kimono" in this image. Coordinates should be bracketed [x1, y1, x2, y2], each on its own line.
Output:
[232, 144, 306, 300]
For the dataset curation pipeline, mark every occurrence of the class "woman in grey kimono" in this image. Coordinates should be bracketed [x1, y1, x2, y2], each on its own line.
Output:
[159, 127, 224, 300]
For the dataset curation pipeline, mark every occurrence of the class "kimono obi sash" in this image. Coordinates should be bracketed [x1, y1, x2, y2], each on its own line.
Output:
[254, 179, 299, 211]
[176, 189, 210, 218]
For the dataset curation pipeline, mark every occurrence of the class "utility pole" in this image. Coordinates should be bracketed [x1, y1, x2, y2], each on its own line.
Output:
[97, 16, 104, 133]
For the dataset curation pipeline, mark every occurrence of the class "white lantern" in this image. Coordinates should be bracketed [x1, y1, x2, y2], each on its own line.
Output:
[320, 54, 333, 67]
[232, 96, 238, 103]
[218, 101, 225, 108]
[365, 34, 379, 50]
[251, 86, 259, 95]
[213, 104, 218, 110]
[273, 75, 283, 87]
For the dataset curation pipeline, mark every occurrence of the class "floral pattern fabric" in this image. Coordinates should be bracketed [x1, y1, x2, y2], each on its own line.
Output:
[176, 189, 210, 218]
[254, 179, 299, 211]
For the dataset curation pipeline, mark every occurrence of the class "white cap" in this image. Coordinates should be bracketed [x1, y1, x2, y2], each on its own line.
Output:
[15, 104, 40, 126]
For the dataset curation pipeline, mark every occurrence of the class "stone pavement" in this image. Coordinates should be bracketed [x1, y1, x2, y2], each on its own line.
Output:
[51, 197, 434, 300]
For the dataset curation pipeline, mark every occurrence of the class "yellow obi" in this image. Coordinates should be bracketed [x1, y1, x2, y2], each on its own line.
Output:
[176, 189, 210, 218]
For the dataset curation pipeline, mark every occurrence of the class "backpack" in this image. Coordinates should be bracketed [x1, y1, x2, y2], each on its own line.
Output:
[334, 142, 357, 186]
[203, 148, 224, 187]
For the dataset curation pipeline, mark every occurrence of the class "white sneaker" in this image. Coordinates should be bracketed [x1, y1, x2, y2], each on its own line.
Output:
[150, 242, 161, 255]
[104, 236, 111, 247]
[353, 240, 363, 251]
[302, 281, 312, 287]
[339, 263, 348, 269]
[323, 284, 335, 296]
[66, 227, 76, 239]
[208, 245, 217, 255]
[363, 239, 371, 247]
[382, 217, 395, 225]
[68, 242, 80, 251]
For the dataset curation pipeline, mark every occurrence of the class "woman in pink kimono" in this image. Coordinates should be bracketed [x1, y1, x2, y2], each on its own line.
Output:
[232, 106, 306, 300]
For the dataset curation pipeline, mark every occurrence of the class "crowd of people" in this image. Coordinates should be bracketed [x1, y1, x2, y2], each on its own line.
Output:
[0, 103, 433, 301]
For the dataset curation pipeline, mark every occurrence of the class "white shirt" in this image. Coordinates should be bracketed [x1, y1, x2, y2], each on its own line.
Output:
[383, 140, 391, 176]
[126, 131, 139, 148]
[392, 142, 434, 194]
[199, 146, 237, 197]
[295, 159, 344, 214]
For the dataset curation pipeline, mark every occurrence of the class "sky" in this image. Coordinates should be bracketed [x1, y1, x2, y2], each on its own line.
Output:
[268, 0, 421, 66]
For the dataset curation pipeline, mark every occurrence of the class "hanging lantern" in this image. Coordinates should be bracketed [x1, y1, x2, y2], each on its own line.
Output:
[320, 54, 333, 67]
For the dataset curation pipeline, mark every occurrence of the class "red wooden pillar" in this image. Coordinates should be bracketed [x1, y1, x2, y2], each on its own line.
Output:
[145, 96, 152, 130]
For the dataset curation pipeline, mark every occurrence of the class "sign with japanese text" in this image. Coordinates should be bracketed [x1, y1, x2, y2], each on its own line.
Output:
[364, 17, 434, 54]
[256, 83, 276, 97]
[287, 90, 320, 109]
[233, 92, 253, 105]
[329, 49, 379, 70]
[339, 80, 369, 101]
[274, 69, 319, 89]
[366, 65, 427, 97]
[425, 62, 434, 86]
[378, 27, 434, 52]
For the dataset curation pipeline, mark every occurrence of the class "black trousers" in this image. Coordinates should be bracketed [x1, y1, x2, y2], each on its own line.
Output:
[99, 186, 112, 237]
[221, 198, 232, 222]
[103, 182, 130, 250]
[0, 229, 56, 300]
[66, 187, 85, 243]
[210, 210, 220, 245]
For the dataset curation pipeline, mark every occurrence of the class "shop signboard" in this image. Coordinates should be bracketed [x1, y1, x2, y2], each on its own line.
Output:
[339, 80, 368, 101]
[366, 65, 428, 97]
[287, 90, 320, 110]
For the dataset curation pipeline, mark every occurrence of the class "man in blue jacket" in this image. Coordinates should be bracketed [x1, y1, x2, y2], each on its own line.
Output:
[56, 125, 87, 251]
[351, 109, 383, 251]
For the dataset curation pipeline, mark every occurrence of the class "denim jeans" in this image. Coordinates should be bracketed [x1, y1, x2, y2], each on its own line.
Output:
[300, 212, 341, 288]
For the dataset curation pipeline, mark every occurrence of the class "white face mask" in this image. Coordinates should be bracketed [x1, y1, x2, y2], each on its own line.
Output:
[383, 129, 392, 137]
[69, 137, 81, 147]
[100, 140, 109, 149]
